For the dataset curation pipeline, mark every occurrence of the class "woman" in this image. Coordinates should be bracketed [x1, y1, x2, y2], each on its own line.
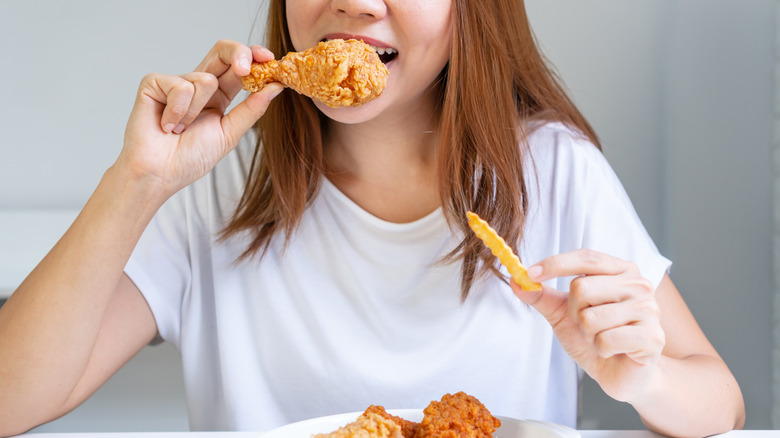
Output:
[0, 0, 744, 436]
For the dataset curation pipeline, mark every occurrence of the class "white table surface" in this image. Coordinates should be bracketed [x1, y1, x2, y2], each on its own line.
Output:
[16, 431, 777, 437]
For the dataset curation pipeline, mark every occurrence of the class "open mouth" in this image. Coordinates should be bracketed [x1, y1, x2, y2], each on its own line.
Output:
[368, 45, 398, 64]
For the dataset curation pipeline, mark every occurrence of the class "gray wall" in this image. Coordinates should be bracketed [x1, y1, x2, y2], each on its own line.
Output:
[527, 0, 774, 429]
[1, 0, 773, 432]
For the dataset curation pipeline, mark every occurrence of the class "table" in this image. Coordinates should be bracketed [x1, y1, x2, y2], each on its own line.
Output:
[16, 431, 778, 438]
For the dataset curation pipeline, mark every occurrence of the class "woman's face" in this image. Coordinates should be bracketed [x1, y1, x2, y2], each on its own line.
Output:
[285, 0, 452, 124]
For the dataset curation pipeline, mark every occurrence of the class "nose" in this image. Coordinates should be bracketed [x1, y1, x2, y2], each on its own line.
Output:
[330, 0, 387, 19]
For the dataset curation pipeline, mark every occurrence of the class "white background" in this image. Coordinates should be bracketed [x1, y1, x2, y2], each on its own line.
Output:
[0, 0, 773, 431]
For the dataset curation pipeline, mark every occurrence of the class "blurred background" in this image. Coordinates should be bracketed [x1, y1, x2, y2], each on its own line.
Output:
[0, 0, 774, 432]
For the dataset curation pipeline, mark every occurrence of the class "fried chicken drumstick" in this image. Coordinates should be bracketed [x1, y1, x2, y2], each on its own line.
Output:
[361, 392, 500, 438]
[241, 39, 389, 108]
[415, 392, 501, 438]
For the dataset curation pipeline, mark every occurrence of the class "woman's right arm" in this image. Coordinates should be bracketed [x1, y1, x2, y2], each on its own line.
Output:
[0, 40, 283, 436]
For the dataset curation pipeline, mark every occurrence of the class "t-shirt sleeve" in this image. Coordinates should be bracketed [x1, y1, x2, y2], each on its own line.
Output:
[579, 146, 671, 288]
[124, 189, 192, 348]
[526, 125, 671, 290]
[122, 131, 255, 348]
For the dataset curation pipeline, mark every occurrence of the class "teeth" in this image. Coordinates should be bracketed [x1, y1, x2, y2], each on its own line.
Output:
[368, 45, 397, 56]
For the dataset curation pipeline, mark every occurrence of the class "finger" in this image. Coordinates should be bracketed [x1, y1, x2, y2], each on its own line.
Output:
[567, 273, 654, 314]
[172, 72, 219, 133]
[138, 74, 197, 134]
[251, 45, 276, 63]
[198, 43, 276, 112]
[594, 324, 665, 364]
[528, 249, 638, 283]
[511, 281, 569, 328]
[577, 299, 659, 345]
[217, 45, 275, 97]
[220, 82, 284, 147]
[196, 39, 253, 77]
[567, 273, 656, 336]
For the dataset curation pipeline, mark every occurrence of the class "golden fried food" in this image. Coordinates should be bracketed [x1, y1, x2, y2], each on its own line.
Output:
[466, 211, 542, 291]
[414, 392, 501, 438]
[362, 405, 419, 438]
[241, 39, 388, 108]
[313, 413, 403, 438]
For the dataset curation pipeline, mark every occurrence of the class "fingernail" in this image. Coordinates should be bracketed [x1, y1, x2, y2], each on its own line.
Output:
[173, 123, 186, 134]
[163, 123, 175, 133]
[258, 47, 274, 59]
[239, 56, 252, 72]
[268, 85, 284, 100]
[527, 265, 543, 280]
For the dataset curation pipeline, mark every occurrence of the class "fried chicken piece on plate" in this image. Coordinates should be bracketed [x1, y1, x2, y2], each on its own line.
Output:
[313, 413, 403, 438]
[241, 39, 389, 108]
[413, 392, 501, 438]
[362, 405, 420, 438]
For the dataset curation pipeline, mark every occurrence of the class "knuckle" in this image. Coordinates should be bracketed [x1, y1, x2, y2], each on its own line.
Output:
[640, 326, 666, 353]
[174, 79, 196, 95]
[166, 105, 188, 119]
[198, 73, 220, 91]
[139, 72, 163, 89]
[653, 329, 667, 350]
[639, 278, 655, 293]
[579, 248, 603, 266]
[636, 298, 660, 318]
[629, 277, 655, 297]
[578, 307, 597, 333]
[212, 39, 233, 54]
[569, 275, 591, 298]
[186, 72, 217, 90]
[215, 38, 236, 47]
[594, 332, 613, 356]
[140, 72, 158, 84]
[624, 260, 641, 276]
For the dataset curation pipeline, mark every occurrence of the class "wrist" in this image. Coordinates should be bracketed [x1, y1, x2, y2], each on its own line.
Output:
[103, 160, 172, 210]
[97, 163, 170, 228]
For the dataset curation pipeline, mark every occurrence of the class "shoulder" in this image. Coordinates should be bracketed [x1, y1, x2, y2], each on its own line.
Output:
[523, 121, 612, 192]
[525, 122, 603, 168]
[521, 121, 643, 237]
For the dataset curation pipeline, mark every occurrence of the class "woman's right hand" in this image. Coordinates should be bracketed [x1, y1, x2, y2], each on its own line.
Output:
[0, 40, 287, 437]
[118, 40, 283, 200]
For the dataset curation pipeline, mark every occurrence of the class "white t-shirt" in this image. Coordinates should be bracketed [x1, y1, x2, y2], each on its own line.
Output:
[125, 122, 671, 432]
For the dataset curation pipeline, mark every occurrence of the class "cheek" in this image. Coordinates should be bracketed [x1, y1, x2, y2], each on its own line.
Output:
[404, 3, 452, 61]
[411, 0, 452, 34]
[285, 1, 318, 50]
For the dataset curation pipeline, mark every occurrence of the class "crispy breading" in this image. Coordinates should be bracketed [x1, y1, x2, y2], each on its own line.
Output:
[362, 405, 419, 438]
[241, 39, 388, 108]
[413, 392, 501, 438]
[313, 413, 403, 438]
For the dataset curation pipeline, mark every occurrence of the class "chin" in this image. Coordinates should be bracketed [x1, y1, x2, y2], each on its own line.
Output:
[313, 97, 389, 124]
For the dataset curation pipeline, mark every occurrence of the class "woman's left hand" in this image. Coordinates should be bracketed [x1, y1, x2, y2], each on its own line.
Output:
[513, 249, 665, 404]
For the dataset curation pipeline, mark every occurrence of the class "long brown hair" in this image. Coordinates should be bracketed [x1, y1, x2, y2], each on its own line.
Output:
[222, 0, 599, 299]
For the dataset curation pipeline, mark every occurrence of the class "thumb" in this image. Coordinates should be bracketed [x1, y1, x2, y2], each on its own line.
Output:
[511, 275, 568, 326]
[221, 83, 284, 146]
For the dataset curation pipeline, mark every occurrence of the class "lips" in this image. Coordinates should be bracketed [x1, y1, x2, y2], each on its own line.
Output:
[322, 34, 398, 64]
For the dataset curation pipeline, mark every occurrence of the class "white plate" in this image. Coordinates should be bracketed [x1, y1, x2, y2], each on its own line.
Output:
[260, 409, 579, 438]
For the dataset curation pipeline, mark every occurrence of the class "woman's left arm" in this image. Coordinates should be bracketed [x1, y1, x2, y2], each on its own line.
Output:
[514, 249, 745, 438]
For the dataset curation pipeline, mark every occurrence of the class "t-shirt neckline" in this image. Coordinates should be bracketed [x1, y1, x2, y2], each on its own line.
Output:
[319, 176, 446, 233]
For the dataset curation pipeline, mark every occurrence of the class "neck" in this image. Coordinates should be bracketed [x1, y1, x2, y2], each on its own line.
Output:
[323, 100, 442, 223]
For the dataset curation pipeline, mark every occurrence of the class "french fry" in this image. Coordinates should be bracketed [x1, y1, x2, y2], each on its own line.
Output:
[466, 211, 542, 291]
